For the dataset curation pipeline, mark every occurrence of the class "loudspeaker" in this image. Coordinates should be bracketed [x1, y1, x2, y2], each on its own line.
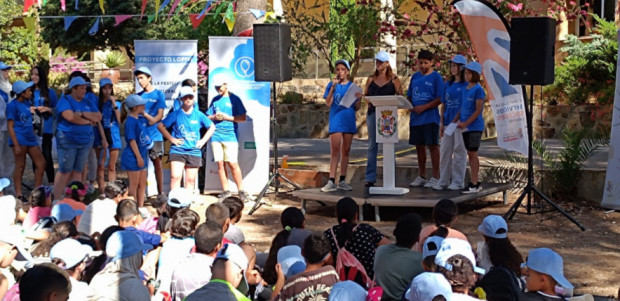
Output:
[253, 23, 292, 82]
[509, 17, 556, 86]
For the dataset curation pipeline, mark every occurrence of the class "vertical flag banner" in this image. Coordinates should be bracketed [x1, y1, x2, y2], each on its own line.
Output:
[601, 29, 620, 209]
[453, 0, 529, 155]
[134, 40, 198, 196]
[205, 37, 270, 194]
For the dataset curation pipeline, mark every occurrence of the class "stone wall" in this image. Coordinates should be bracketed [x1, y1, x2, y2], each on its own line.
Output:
[533, 104, 613, 139]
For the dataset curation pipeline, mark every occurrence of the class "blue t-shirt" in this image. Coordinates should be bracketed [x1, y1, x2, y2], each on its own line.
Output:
[407, 71, 443, 126]
[6, 100, 38, 146]
[441, 81, 466, 125]
[125, 226, 161, 246]
[206, 93, 247, 142]
[323, 81, 358, 134]
[33, 88, 58, 135]
[460, 83, 486, 132]
[121, 115, 152, 171]
[101, 100, 121, 129]
[56, 94, 98, 144]
[138, 89, 166, 142]
[161, 108, 213, 157]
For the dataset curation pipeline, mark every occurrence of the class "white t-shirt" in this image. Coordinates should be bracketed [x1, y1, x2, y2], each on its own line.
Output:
[77, 198, 117, 236]
[69, 277, 90, 301]
[0, 195, 16, 226]
[452, 293, 481, 300]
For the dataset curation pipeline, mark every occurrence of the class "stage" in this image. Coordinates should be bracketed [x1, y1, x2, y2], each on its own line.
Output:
[291, 182, 512, 221]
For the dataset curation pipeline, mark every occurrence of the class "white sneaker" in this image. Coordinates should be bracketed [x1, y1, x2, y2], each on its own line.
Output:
[424, 177, 439, 188]
[337, 181, 352, 191]
[432, 182, 447, 190]
[447, 183, 464, 190]
[321, 180, 337, 192]
[409, 176, 427, 187]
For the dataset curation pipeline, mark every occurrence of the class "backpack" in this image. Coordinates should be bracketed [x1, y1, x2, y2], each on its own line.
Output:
[476, 265, 523, 301]
[329, 225, 373, 289]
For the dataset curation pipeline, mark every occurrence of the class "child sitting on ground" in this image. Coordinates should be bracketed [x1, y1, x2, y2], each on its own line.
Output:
[116, 199, 168, 246]
[416, 199, 468, 252]
[222, 196, 245, 244]
[520, 248, 574, 300]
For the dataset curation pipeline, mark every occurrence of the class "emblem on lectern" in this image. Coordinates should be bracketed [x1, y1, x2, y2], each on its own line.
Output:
[378, 110, 396, 138]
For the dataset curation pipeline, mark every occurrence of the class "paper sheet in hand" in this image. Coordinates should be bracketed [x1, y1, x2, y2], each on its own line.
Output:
[444, 123, 457, 136]
[339, 84, 362, 108]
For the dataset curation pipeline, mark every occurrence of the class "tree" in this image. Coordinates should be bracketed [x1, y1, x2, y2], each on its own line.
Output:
[0, 0, 46, 66]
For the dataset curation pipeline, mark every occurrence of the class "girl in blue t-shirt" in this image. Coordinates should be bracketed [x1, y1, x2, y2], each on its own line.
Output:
[31, 66, 58, 185]
[458, 61, 486, 194]
[121, 94, 152, 207]
[7, 81, 46, 198]
[320, 59, 361, 192]
[434, 55, 468, 191]
[96, 78, 122, 190]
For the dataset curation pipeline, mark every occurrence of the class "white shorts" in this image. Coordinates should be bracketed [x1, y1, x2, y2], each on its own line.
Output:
[211, 141, 239, 163]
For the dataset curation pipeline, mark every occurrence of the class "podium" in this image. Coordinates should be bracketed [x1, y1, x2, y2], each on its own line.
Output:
[365, 95, 413, 195]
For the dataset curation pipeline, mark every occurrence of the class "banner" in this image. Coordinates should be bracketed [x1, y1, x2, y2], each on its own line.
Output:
[601, 29, 620, 209]
[205, 37, 270, 195]
[453, 0, 529, 155]
[134, 40, 198, 196]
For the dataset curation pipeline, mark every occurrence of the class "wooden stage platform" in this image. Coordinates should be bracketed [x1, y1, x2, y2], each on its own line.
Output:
[290, 183, 512, 222]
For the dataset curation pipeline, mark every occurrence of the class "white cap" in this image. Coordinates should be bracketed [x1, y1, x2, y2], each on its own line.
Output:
[179, 86, 194, 98]
[406, 272, 453, 301]
[435, 238, 485, 274]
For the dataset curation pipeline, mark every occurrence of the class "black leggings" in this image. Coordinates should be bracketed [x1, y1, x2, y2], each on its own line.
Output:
[41, 133, 55, 183]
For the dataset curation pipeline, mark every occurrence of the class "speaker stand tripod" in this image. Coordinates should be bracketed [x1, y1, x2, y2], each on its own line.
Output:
[503, 85, 585, 231]
[249, 82, 301, 215]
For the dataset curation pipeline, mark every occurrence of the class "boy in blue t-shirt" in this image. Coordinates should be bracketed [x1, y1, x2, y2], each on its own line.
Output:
[459, 61, 486, 193]
[206, 79, 249, 202]
[407, 50, 443, 188]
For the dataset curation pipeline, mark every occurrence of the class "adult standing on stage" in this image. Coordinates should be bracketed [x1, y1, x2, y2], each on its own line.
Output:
[31, 66, 58, 186]
[363, 51, 402, 187]
[0, 62, 15, 194]
[321, 59, 362, 192]
[206, 78, 250, 202]
[53, 77, 102, 200]
[135, 67, 166, 196]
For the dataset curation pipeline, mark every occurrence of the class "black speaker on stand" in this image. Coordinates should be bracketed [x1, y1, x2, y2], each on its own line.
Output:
[505, 17, 585, 230]
[249, 23, 301, 215]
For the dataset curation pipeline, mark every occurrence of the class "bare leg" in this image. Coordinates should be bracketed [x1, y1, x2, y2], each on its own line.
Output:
[169, 161, 185, 190]
[217, 161, 229, 191]
[184, 167, 198, 191]
[339, 133, 353, 178]
[329, 133, 343, 178]
[108, 149, 119, 182]
[12, 146, 26, 197]
[152, 157, 163, 195]
[53, 172, 71, 200]
[28, 146, 46, 188]
[95, 147, 106, 190]
[468, 151, 479, 184]
[127, 170, 140, 203]
[137, 169, 147, 207]
[416, 145, 426, 178]
[227, 162, 244, 191]
[429, 145, 440, 179]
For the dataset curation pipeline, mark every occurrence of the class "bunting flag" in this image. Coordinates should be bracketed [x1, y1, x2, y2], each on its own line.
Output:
[265, 11, 276, 20]
[23, 17, 36, 32]
[64, 16, 77, 30]
[158, 0, 171, 13]
[140, 0, 147, 19]
[224, 12, 236, 32]
[224, 1, 234, 21]
[114, 15, 132, 26]
[249, 8, 265, 19]
[197, 0, 212, 18]
[89, 16, 101, 35]
[61, 0, 66, 11]
[189, 13, 207, 29]
[181, 0, 198, 10]
[23, 0, 35, 12]
[42, 0, 47, 6]
[147, 14, 156, 23]
[74, 0, 78, 10]
[167, 0, 183, 19]
[99, 0, 105, 13]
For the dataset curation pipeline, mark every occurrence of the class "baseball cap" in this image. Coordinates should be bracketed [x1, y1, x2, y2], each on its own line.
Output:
[68, 77, 90, 90]
[422, 236, 445, 259]
[167, 187, 192, 208]
[435, 238, 485, 274]
[478, 215, 508, 239]
[0, 225, 34, 263]
[522, 248, 573, 289]
[51, 204, 83, 223]
[277, 245, 306, 278]
[106, 230, 153, 262]
[12, 81, 34, 95]
[375, 51, 390, 63]
[0, 178, 10, 192]
[406, 272, 453, 301]
[99, 77, 113, 87]
[125, 94, 147, 108]
[216, 243, 249, 293]
[211, 74, 228, 89]
[0, 62, 12, 70]
[179, 86, 194, 98]
[328, 280, 367, 301]
[449, 54, 467, 65]
[465, 61, 482, 75]
[134, 66, 152, 77]
[50, 238, 95, 269]
[335, 59, 351, 70]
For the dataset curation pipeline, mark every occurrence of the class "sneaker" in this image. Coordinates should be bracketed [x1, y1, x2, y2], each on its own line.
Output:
[409, 176, 427, 187]
[432, 182, 447, 190]
[321, 180, 337, 192]
[218, 190, 232, 200]
[447, 183, 464, 190]
[238, 190, 253, 203]
[462, 182, 482, 194]
[424, 177, 439, 188]
[337, 181, 353, 191]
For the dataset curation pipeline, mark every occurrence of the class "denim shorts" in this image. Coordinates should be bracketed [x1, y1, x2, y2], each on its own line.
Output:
[56, 131, 94, 173]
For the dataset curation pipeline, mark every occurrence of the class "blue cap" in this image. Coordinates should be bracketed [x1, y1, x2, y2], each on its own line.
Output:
[406, 272, 453, 301]
[0, 62, 12, 70]
[99, 77, 113, 87]
[51, 204, 83, 222]
[12, 81, 34, 95]
[50, 238, 95, 269]
[522, 248, 573, 289]
[465, 61, 482, 75]
[134, 66, 152, 77]
[167, 187, 192, 208]
[68, 77, 90, 90]
[449, 54, 467, 65]
[106, 230, 153, 261]
[335, 59, 350, 70]
[422, 236, 445, 259]
[478, 215, 508, 239]
[125, 94, 147, 108]
[328, 281, 367, 301]
[375, 51, 390, 62]
[0, 178, 9, 192]
[277, 246, 306, 278]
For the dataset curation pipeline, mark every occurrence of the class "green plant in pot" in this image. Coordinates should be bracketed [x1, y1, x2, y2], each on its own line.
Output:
[98, 50, 127, 84]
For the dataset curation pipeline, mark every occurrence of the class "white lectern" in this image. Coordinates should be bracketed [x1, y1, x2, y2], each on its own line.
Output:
[365, 95, 413, 195]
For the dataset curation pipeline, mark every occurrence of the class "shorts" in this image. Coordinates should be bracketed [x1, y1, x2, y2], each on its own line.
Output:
[409, 123, 439, 146]
[56, 131, 94, 173]
[463, 131, 483, 151]
[211, 141, 238, 163]
[148, 141, 164, 160]
[169, 153, 202, 168]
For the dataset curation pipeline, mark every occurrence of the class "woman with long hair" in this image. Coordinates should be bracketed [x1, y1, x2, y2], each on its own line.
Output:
[96, 78, 122, 189]
[0, 62, 15, 194]
[31, 66, 58, 185]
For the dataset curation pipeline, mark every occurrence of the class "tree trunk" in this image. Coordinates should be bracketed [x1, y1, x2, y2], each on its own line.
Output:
[233, 0, 267, 36]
